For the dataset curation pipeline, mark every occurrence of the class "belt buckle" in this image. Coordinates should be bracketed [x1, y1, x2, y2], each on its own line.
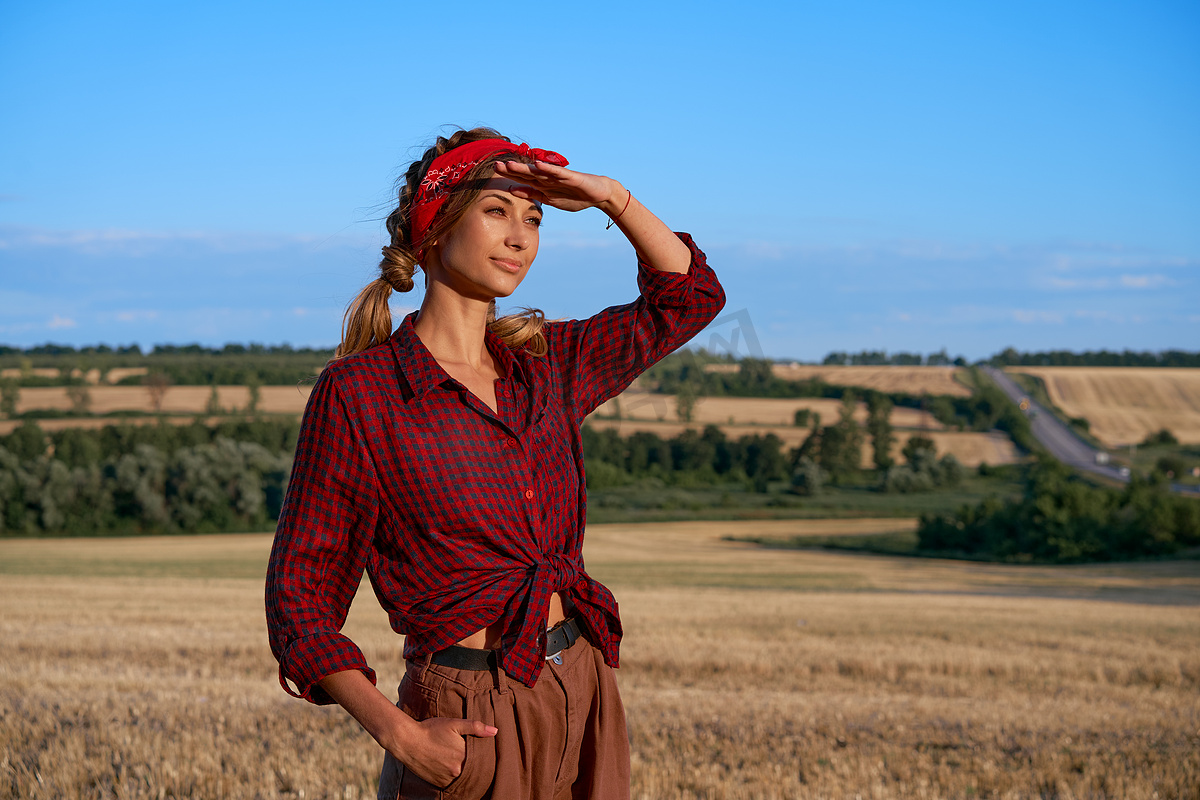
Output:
[545, 619, 569, 664]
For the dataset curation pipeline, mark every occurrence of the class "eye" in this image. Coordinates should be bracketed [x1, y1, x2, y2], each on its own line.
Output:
[486, 205, 506, 216]
[527, 215, 543, 228]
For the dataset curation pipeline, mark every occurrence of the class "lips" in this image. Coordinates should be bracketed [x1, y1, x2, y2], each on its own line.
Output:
[491, 257, 523, 273]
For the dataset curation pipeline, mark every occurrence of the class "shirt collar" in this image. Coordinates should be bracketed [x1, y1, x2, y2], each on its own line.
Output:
[389, 310, 526, 399]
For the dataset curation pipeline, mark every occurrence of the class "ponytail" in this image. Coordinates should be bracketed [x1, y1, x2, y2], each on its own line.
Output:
[488, 304, 548, 357]
[334, 244, 419, 360]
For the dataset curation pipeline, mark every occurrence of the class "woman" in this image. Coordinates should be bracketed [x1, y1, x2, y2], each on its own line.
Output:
[265, 127, 725, 799]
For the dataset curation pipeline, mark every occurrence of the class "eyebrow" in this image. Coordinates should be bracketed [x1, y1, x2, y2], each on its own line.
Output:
[483, 193, 542, 215]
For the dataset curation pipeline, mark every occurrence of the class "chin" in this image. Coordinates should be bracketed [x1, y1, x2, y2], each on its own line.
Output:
[486, 276, 525, 299]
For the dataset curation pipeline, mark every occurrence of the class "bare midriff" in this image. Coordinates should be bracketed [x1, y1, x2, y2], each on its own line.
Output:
[455, 591, 570, 650]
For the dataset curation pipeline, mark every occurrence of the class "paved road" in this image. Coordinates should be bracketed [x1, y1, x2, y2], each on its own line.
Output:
[981, 367, 1200, 497]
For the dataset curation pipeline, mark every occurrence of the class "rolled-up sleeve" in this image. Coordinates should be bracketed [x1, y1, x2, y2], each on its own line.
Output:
[550, 232, 726, 424]
[265, 368, 380, 704]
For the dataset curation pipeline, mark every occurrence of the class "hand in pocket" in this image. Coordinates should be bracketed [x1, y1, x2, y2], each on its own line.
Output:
[403, 716, 497, 788]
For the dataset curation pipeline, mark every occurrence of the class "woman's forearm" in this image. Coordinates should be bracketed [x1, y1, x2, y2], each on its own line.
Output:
[317, 668, 498, 787]
[318, 669, 417, 754]
[598, 179, 691, 275]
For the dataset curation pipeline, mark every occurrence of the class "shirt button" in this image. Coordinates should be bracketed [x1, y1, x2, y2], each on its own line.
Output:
[507, 437, 518, 448]
[524, 489, 534, 500]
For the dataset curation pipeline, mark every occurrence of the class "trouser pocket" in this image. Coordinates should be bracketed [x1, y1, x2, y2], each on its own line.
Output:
[377, 665, 497, 800]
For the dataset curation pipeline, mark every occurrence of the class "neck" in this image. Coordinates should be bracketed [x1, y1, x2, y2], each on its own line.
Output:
[412, 282, 493, 369]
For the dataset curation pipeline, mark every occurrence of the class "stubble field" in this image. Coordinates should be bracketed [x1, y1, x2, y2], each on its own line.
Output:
[1008, 367, 1200, 446]
[698, 365, 972, 398]
[1, 388, 1020, 469]
[3, 522, 1197, 799]
[12, 385, 315, 418]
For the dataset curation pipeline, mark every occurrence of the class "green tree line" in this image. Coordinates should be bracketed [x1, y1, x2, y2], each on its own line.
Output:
[921, 380, 1039, 453]
[582, 424, 789, 492]
[0, 420, 300, 536]
[0, 439, 290, 536]
[821, 349, 966, 366]
[0, 344, 331, 386]
[1, 419, 302, 466]
[986, 347, 1200, 368]
[918, 459, 1200, 562]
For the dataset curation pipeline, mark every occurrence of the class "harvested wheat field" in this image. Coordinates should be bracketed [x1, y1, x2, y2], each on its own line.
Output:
[14, 384, 314, 417]
[0, 366, 147, 384]
[593, 391, 943, 430]
[585, 417, 1017, 468]
[3, 524, 1196, 800]
[16, 388, 944, 432]
[767, 365, 972, 397]
[1009, 367, 1200, 447]
[0, 415, 221, 436]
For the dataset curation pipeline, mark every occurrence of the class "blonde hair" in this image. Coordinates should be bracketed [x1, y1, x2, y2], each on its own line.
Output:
[335, 127, 547, 361]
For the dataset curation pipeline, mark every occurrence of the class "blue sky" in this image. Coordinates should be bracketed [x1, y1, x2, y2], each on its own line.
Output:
[2, 0, 1197, 361]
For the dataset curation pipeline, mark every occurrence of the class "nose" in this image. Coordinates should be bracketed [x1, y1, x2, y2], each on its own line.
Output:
[505, 216, 532, 251]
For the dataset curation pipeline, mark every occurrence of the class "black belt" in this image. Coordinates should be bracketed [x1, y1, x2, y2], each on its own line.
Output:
[429, 618, 583, 671]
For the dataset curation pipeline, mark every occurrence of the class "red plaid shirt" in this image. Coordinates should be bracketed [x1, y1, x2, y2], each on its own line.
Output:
[266, 233, 724, 701]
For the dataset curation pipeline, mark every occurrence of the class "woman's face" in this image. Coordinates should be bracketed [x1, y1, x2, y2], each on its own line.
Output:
[425, 176, 541, 301]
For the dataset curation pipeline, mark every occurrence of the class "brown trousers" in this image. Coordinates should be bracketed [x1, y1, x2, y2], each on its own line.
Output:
[378, 637, 630, 800]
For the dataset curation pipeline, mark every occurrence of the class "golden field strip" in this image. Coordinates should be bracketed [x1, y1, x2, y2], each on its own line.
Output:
[2, 524, 1197, 799]
[3, 386, 1018, 467]
[1009, 367, 1200, 447]
[591, 391, 1017, 467]
[11, 387, 904, 427]
[585, 418, 1016, 469]
[10, 381, 949, 426]
[768, 364, 972, 397]
[12, 385, 316, 417]
[595, 392, 945, 429]
[701, 364, 973, 398]
[0, 367, 148, 385]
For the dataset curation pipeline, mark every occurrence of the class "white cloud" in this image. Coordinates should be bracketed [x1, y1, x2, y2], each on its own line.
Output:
[1119, 273, 1171, 289]
[0, 322, 36, 334]
[0, 224, 363, 257]
[115, 310, 160, 322]
[1072, 309, 1125, 323]
[1012, 309, 1064, 324]
[47, 314, 77, 329]
[1044, 276, 1111, 290]
[740, 241, 790, 260]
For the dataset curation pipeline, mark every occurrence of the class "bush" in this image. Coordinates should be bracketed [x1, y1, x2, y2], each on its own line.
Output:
[1142, 429, 1179, 447]
[882, 465, 935, 494]
[903, 435, 937, 469]
[1155, 455, 1188, 480]
[585, 460, 632, 490]
[790, 456, 826, 496]
[879, 440, 962, 493]
[935, 454, 965, 487]
[3, 422, 48, 461]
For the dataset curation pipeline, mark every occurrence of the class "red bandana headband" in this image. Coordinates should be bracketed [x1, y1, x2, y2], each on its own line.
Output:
[410, 139, 569, 258]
